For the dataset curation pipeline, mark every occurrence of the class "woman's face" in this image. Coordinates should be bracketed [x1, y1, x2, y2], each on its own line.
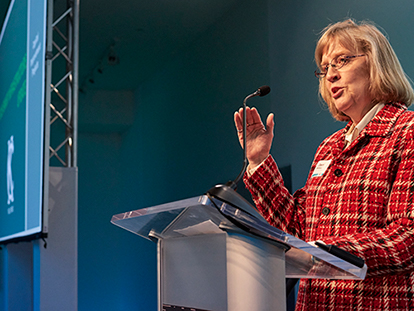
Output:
[322, 40, 374, 124]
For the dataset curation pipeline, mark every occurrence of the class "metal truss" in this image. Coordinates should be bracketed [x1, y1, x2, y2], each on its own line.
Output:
[45, 0, 79, 167]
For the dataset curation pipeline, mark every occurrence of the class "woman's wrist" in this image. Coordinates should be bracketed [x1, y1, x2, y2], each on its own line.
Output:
[248, 154, 270, 169]
[247, 155, 270, 176]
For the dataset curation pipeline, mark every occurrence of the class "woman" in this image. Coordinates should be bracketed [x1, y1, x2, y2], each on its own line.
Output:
[235, 19, 414, 310]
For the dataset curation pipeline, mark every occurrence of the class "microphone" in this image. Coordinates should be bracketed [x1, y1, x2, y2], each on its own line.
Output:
[257, 85, 271, 97]
[228, 85, 271, 189]
[206, 85, 271, 220]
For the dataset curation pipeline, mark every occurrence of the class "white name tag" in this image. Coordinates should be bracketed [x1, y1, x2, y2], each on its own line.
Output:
[311, 160, 332, 178]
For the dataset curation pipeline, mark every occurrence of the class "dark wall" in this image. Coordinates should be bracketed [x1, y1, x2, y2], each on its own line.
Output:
[78, 0, 270, 310]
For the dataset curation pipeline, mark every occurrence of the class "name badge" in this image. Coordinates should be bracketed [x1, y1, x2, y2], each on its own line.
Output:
[311, 160, 332, 178]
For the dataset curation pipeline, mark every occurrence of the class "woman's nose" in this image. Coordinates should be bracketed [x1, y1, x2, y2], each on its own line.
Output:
[326, 66, 340, 82]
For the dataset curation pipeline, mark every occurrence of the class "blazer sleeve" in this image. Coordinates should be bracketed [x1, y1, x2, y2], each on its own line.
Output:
[243, 155, 308, 239]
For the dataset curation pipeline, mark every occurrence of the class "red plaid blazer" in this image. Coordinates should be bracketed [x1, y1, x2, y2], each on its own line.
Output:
[244, 102, 414, 310]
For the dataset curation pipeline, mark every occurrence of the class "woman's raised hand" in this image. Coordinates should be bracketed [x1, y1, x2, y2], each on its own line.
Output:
[234, 107, 274, 168]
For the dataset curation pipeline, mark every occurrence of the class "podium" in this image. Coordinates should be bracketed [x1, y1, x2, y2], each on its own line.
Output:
[111, 188, 367, 311]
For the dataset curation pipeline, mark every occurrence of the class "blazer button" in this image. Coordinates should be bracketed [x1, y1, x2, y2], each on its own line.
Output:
[334, 169, 343, 177]
[322, 207, 330, 215]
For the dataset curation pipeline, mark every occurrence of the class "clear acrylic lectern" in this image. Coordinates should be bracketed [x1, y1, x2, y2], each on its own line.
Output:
[111, 191, 367, 311]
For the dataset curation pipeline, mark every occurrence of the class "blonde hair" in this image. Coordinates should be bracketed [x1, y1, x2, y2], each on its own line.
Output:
[315, 19, 414, 121]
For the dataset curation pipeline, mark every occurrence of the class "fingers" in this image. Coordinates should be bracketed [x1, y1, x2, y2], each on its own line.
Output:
[234, 107, 274, 136]
[249, 107, 262, 126]
[234, 110, 243, 132]
[235, 107, 263, 129]
[266, 113, 275, 134]
[245, 107, 255, 126]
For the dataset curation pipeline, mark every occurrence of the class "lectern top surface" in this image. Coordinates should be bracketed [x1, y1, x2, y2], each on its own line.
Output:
[111, 195, 367, 280]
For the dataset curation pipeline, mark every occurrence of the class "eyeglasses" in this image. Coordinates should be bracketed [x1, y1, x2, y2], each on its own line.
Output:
[314, 54, 365, 78]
